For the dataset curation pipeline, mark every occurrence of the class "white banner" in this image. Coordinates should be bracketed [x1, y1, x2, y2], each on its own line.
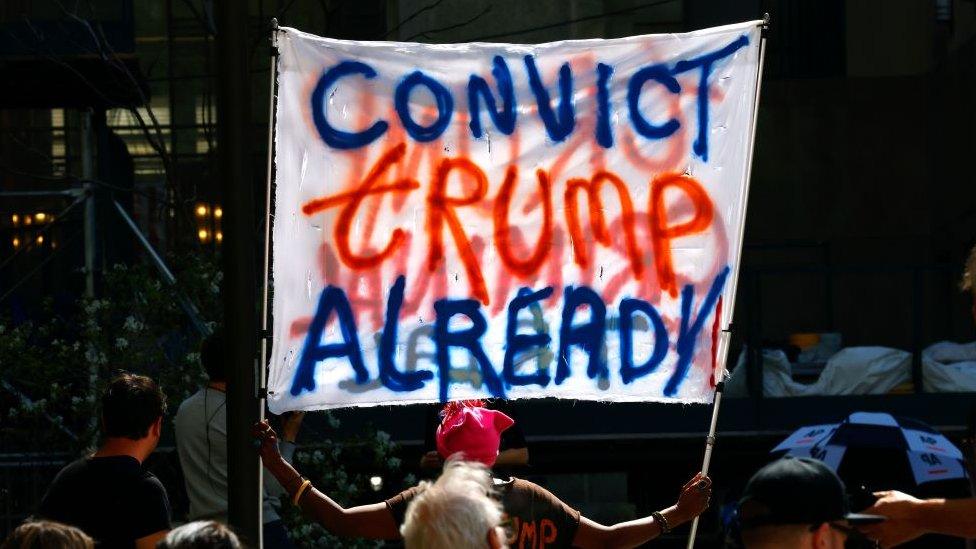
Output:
[268, 21, 763, 412]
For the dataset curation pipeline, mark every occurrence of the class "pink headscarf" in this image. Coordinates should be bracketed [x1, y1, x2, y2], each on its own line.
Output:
[435, 400, 514, 466]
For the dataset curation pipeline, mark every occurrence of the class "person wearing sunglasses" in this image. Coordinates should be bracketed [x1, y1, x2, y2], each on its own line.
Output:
[735, 457, 883, 549]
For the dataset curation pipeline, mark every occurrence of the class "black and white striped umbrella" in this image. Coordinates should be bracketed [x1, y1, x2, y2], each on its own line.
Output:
[772, 412, 966, 486]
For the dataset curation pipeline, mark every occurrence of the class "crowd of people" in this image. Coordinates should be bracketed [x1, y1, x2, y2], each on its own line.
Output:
[0, 369, 709, 549]
[5, 244, 976, 548]
[2, 365, 975, 549]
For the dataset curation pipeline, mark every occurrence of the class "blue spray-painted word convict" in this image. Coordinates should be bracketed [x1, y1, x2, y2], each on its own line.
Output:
[309, 36, 749, 161]
[288, 267, 729, 402]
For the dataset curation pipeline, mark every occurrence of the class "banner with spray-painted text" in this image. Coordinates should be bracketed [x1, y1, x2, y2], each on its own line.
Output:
[268, 21, 762, 412]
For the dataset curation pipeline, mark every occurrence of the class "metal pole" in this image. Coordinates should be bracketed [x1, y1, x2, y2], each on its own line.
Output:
[81, 112, 95, 298]
[215, 0, 263, 545]
[80, 111, 99, 441]
[0, 190, 81, 198]
[685, 382, 725, 548]
[259, 19, 279, 412]
[721, 13, 769, 330]
[686, 14, 769, 549]
[111, 200, 211, 338]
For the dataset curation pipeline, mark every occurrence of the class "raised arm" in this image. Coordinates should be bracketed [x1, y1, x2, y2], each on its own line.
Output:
[264, 412, 304, 498]
[253, 420, 400, 540]
[572, 473, 711, 549]
[859, 491, 976, 547]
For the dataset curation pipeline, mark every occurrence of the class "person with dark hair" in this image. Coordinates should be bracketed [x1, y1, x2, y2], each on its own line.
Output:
[254, 401, 712, 548]
[38, 373, 171, 549]
[156, 521, 241, 549]
[1, 520, 94, 549]
[175, 332, 302, 549]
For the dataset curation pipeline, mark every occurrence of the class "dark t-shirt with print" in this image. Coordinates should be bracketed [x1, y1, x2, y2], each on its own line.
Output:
[39, 455, 171, 549]
[386, 477, 580, 548]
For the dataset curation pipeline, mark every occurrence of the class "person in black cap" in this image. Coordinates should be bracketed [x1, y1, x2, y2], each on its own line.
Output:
[736, 457, 883, 549]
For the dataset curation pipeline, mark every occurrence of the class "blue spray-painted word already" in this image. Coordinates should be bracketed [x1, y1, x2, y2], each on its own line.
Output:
[289, 267, 729, 402]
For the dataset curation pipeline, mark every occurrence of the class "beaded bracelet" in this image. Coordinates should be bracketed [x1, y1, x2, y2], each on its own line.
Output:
[652, 511, 671, 534]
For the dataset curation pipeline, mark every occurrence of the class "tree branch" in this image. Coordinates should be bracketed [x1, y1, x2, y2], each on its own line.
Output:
[384, 0, 446, 39]
[404, 5, 492, 42]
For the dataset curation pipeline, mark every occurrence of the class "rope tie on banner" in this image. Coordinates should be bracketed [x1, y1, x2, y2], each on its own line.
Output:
[270, 17, 280, 57]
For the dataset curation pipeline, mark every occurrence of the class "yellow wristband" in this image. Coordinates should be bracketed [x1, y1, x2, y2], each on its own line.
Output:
[293, 479, 312, 506]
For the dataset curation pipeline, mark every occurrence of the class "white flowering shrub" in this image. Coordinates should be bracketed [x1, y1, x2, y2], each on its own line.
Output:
[0, 255, 222, 452]
[1, 254, 406, 548]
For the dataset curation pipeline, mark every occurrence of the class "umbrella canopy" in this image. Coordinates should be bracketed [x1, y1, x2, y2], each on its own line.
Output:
[773, 412, 967, 487]
[770, 412, 971, 549]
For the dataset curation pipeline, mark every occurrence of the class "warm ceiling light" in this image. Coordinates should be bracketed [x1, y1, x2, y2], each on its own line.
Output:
[36, 235, 44, 244]
[198, 229, 209, 241]
[214, 207, 223, 219]
[196, 204, 208, 217]
[215, 231, 223, 243]
[23, 217, 32, 225]
[11, 214, 19, 225]
[12, 237, 20, 248]
[35, 212, 46, 222]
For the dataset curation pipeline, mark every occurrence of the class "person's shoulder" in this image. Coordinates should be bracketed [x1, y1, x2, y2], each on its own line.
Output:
[174, 388, 216, 432]
[43, 457, 87, 493]
[510, 477, 539, 491]
[511, 478, 570, 505]
[385, 483, 427, 523]
[386, 483, 425, 505]
[175, 388, 207, 414]
[60, 456, 91, 471]
[133, 470, 170, 508]
[51, 456, 95, 482]
[500, 477, 547, 500]
[77, 456, 147, 484]
[138, 470, 167, 493]
[39, 457, 96, 512]
[511, 477, 581, 525]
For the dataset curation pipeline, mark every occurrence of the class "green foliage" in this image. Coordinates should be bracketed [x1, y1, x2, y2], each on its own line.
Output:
[0, 256, 221, 452]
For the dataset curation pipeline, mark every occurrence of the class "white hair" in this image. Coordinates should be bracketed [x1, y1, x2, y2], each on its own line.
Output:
[156, 521, 240, 549]
[400, 457, 507, 549]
